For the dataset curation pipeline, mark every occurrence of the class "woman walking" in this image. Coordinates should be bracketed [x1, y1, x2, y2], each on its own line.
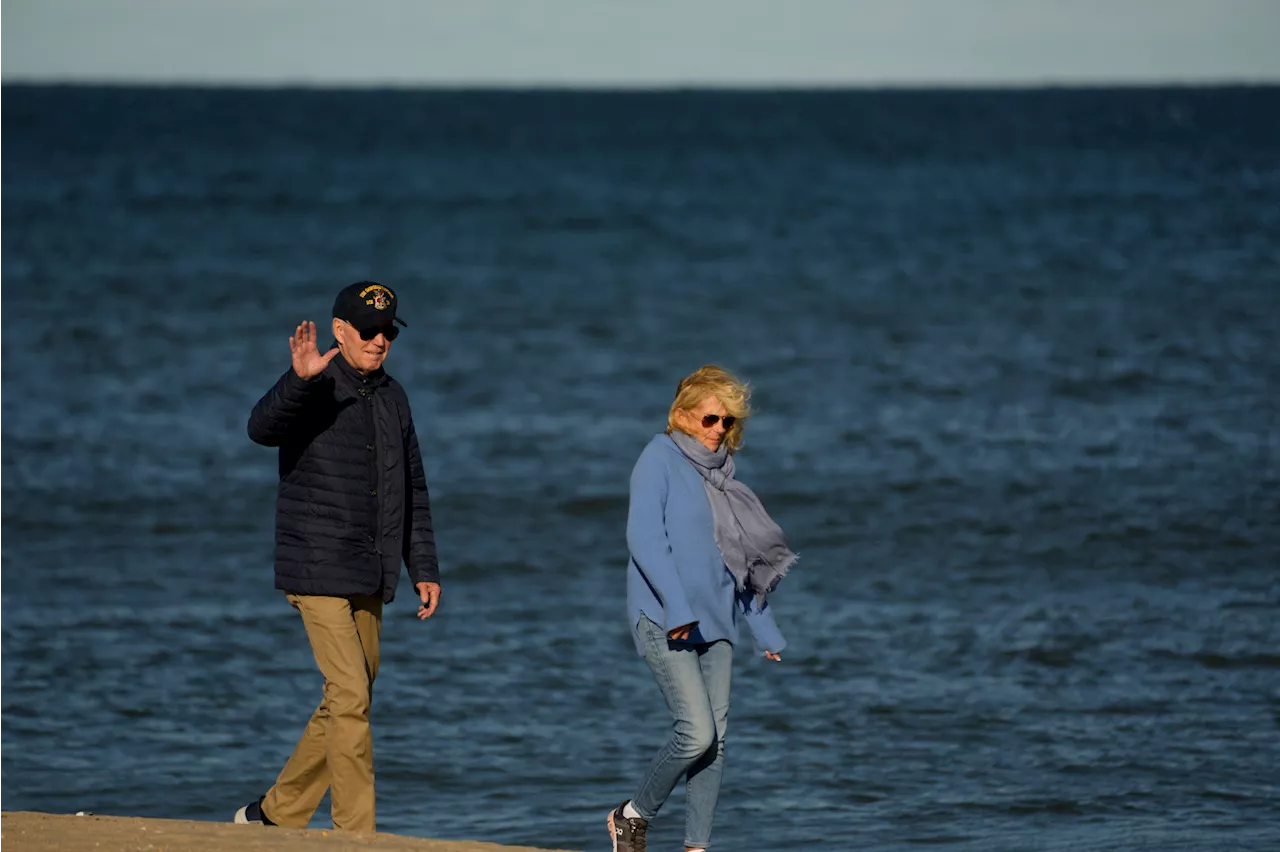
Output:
[609, 365, 797, 852]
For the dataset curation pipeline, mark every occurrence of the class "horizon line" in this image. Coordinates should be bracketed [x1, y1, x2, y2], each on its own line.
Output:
[5, 77, 1280, 92]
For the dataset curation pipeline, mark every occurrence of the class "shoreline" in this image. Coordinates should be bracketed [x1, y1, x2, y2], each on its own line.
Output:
[1, 811, 579, 852]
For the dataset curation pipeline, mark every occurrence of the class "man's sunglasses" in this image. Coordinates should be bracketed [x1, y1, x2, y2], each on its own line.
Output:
[349, 323, 400, 342]
[699, 414, 737, 430]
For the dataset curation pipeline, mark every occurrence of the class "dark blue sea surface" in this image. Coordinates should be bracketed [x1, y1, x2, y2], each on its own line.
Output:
[3, 85, 1279, 851]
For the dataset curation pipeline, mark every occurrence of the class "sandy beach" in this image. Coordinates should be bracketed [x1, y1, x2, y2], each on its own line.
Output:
[0, 812, 579, 852]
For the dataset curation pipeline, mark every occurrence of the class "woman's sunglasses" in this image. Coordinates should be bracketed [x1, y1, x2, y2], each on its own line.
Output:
[350, 323, 400, 342]
[699, 414, 737, 430]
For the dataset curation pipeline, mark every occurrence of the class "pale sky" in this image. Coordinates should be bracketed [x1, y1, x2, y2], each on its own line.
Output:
[4, 0, 1280, 86]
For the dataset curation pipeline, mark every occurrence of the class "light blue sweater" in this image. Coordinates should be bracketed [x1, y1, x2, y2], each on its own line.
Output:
[626, 433, 787, 657]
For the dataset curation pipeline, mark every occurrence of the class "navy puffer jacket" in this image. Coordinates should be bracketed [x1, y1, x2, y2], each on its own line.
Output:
[248, 349, 439, 602]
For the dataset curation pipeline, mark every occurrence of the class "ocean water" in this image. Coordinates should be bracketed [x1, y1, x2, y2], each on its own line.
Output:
[2, 85, 1278, 852]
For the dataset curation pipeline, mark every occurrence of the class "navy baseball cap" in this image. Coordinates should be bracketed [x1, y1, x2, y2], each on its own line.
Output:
[332, 281, 408, 331]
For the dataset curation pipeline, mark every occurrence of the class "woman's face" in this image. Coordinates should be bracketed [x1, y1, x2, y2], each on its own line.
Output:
[681, 394, 733, 452]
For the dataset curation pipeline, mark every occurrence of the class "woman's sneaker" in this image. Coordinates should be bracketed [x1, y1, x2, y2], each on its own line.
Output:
[606, 801, 647, 852]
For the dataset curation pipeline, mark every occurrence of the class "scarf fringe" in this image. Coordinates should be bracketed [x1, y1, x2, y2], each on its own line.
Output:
[752, 552, 799, 603]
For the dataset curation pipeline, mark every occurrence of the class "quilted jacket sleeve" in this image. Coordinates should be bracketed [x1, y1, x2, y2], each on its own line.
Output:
[247, 368, 329, 447]
[402, 417, 440, 584]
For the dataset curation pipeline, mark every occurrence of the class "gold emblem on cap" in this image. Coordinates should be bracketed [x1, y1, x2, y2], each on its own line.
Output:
[360, 284, 393, 311]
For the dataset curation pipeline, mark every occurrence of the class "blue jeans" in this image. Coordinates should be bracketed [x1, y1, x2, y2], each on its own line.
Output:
[631, 613, 733, 849]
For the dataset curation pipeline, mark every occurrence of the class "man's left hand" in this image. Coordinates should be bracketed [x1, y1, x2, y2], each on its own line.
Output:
[415, 582, 441, 620]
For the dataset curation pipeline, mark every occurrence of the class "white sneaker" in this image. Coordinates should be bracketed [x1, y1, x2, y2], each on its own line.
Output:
[233, 796, 274, 825]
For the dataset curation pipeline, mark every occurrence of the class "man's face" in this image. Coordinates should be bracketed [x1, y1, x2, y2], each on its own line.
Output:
[333, 318, 396, 374]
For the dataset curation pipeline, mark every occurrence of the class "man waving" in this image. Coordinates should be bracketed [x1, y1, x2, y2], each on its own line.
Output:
[235, 281, 440, 833]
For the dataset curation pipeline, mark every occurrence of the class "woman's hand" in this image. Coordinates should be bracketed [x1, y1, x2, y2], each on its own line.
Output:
[765, 651, 782, 662]
[668, 622, 697, 641]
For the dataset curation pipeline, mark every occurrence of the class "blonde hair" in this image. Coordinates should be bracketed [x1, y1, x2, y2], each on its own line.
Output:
[665, 365, 752, 452]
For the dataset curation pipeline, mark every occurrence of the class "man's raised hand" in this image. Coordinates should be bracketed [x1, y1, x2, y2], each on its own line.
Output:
[290, 321, 338, 380]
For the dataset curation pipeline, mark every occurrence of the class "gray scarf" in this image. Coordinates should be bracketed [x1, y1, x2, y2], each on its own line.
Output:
[669, 431, 798, 602]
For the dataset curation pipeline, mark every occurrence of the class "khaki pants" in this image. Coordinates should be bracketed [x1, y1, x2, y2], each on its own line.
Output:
[262, 593, 383, 833]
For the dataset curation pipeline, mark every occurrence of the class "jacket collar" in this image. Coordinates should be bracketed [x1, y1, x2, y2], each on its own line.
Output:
[327, 342, 389, 389]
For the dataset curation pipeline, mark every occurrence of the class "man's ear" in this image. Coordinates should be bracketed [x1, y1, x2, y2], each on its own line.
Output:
[331, 317, 343, 340]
